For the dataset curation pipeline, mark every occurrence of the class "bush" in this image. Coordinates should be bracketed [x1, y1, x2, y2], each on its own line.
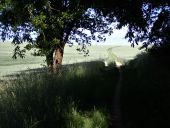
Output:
[120, 50, 170, 128]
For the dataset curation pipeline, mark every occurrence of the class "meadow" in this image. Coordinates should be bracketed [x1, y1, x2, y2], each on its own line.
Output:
[0, 42, 141, 78]
[0, 60, 119, 128]
[0, 42, 168, 128]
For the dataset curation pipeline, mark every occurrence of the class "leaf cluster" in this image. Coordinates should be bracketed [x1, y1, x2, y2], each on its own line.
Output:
[0, 0, 169, 58]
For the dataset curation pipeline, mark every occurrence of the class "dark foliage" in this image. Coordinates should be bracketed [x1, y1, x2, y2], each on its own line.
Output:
[120, 50, 170, 128]
[0, 0, 113, 59]
[0, 0, 169, 61]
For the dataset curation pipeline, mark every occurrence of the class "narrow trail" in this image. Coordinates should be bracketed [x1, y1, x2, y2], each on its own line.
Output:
[112, 62, 123, 128]
[106, 48, 124, 128]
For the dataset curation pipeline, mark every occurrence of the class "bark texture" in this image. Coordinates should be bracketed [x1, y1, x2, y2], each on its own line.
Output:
[52, 43, 65, 72]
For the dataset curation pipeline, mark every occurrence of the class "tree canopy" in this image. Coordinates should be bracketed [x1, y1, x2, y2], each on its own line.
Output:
[92, 0, 170, 48]
[0, 0, 169, 70]
[0, 0, 114, 70]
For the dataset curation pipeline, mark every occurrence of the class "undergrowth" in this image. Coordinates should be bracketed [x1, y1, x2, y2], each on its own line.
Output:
[120, 48, 170, 128]
[0, 61, 119, 128]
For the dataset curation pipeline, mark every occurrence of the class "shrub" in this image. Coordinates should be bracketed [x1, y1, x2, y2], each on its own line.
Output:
[120, 50, 170, 128]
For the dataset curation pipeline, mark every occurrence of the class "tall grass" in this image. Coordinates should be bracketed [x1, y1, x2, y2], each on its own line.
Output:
[1, 46, 165, 128]
[0, 61, 119, 128]
[120, 48, 170, 128]
[67, 108, 109, 128]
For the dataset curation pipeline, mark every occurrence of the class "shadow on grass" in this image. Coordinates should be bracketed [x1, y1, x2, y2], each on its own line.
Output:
[2, 47, 169, 128]
[0, 60, 119, 128]
[120, 47, 170, 128]
[2, 60, 107, 78]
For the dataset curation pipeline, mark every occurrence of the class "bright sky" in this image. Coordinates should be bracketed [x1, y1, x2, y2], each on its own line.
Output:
[93, 27, 129, 45]
[2, 26, 141, 46]
[74, 25, 132, 46]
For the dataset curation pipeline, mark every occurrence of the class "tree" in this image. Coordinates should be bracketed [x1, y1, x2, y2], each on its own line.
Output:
[0, 0, 169, 72]
[0, 0, 113, 71]
[91, 0, 170, 49]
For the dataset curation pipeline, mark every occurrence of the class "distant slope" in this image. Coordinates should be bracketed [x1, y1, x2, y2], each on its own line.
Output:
[0, 42, 45, 78]
[108, 46, 143, 60]
[0, 43, 143, 78]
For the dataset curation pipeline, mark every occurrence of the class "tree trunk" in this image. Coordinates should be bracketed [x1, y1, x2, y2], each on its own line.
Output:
[52, 43, 65, 72]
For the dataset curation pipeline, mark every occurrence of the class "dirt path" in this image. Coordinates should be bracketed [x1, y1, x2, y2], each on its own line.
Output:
[112, 63, 123, 128]
[106, 47, 124, 128]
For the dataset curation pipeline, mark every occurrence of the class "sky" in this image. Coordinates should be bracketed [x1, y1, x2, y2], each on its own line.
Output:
[74, 25, 132, 46]
[1, 26, 141, 47]
[93, 27, 130, 45]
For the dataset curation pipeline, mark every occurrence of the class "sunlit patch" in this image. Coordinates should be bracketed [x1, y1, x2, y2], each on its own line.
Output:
[115, 61, 122, 67]
[104, 60, 108, 67]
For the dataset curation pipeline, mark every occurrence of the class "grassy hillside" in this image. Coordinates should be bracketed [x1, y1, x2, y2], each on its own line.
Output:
[0, 61, 119, 128]
[0, 43, 45, 77]
[0, 42, 141, 78]
[0, 42, 169, 128]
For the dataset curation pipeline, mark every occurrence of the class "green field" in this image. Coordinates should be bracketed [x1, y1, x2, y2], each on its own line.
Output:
[0, 42, 168, 128]
[0, 42, 142, 78]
